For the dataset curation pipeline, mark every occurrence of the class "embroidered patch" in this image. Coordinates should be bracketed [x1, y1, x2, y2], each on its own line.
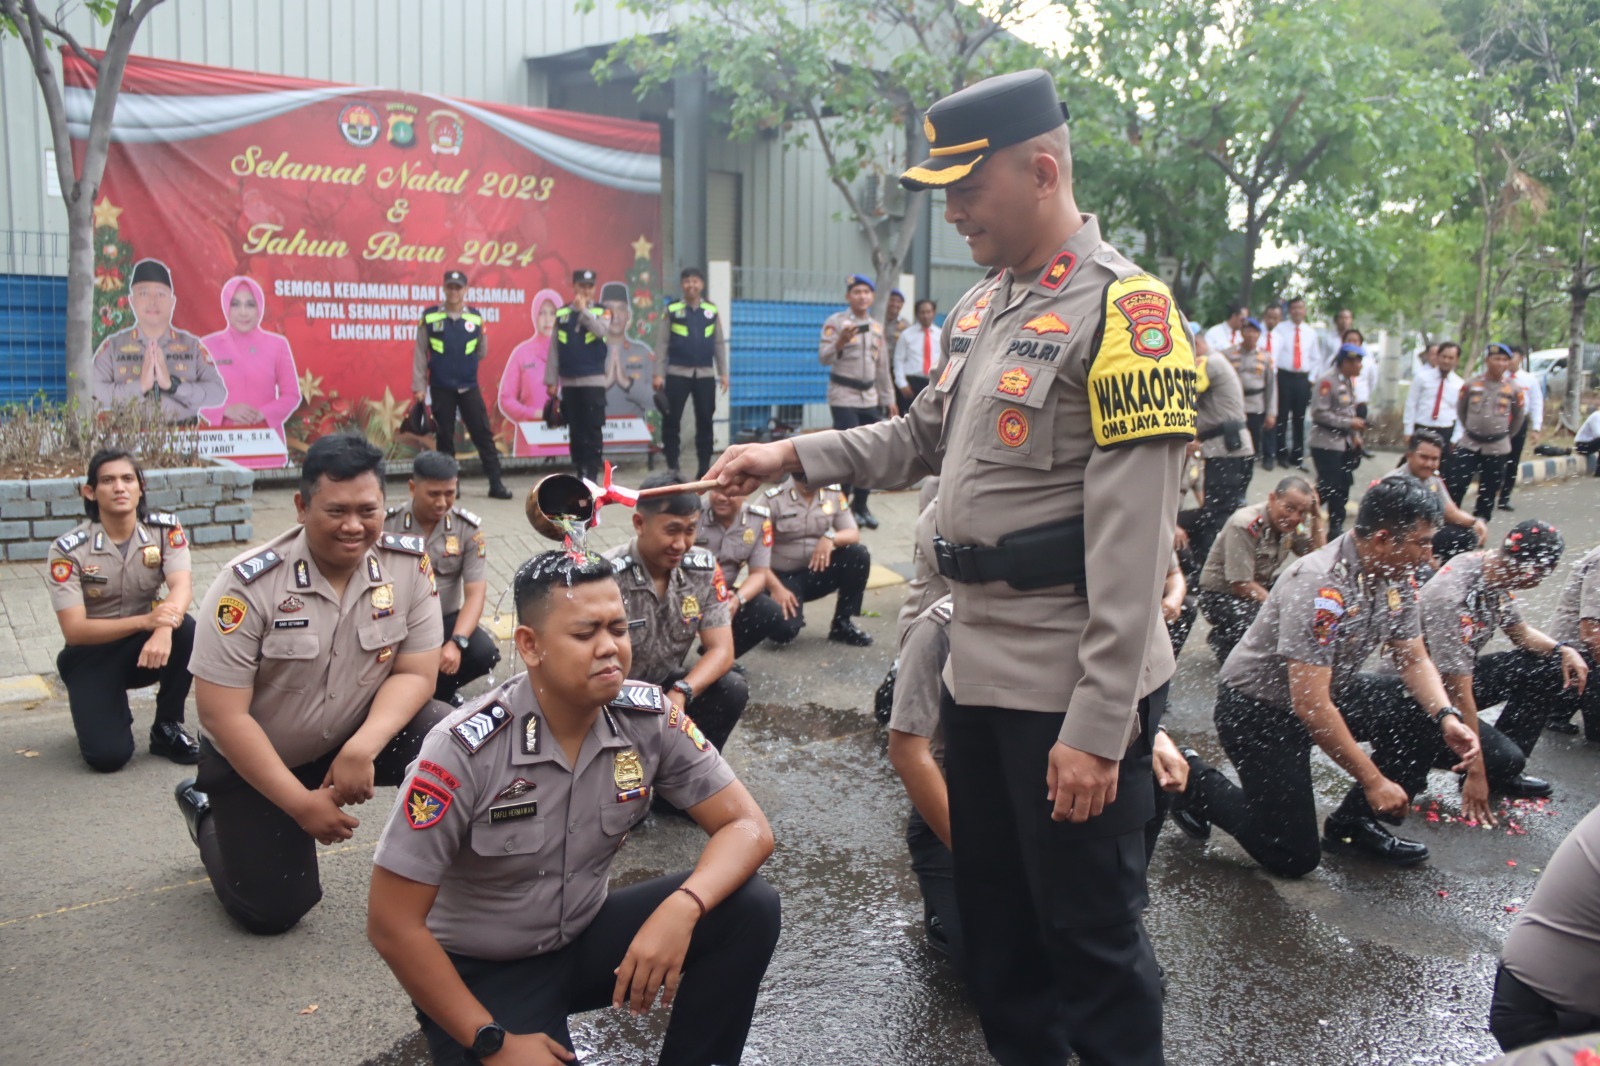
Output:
[50, 558, 73, 583]
[167, 527, 187, 549]
[614, 749, 645, 791]
[677, 711, 711, 751]
[1038, 251, 1076, 290]
[1021, 312, 1071, 336]
[416, 759, 459, 790]
[762, 521, 773, 547]
[1460, 613, 1480, 644]
[523, 713, 541, 755]
[474, 532, 487, 559]
[996, 366, 1033, 397]
[1088, 275, 1196, 448]
[1112, 289, 1175, 359]
[215, 596, 248, 635]
[997, 407, 1030, 448]
[712, 565, 730, 602]
[955, 310, 982, 332]
[294, 559, 311, 589]
[405, 778, 452, 829]
[451, 702, 510, 754]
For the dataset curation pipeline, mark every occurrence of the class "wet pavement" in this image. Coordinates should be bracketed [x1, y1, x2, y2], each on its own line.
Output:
[2, 461, 1598, 1065]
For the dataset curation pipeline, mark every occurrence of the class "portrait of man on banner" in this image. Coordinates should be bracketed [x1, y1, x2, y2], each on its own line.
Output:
[91, 258, 228, 424]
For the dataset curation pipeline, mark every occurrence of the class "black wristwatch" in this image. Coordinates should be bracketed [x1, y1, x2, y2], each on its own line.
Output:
[470, 1022, 506, 1059]
[671, 679, 695, 701]
[451, 634, 472, 652]
[1433, 705, 1464, 726]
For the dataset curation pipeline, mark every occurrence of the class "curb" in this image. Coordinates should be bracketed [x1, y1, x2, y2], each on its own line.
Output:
[0, 673, 54, 707]
[1517, 454, 1584, 485]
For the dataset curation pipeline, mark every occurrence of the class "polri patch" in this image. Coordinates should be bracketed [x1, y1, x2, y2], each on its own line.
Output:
[216, 596, 248, 635]
[50, 558, 73, 583]
[996, 407, 1030, 448]
[405, 778, 452, 829]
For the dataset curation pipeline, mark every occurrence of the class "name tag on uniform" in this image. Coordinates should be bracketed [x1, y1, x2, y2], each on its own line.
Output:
[489, 799, 538, 823]
[273, 618, 310, 629]
[628, 618, 646, 630]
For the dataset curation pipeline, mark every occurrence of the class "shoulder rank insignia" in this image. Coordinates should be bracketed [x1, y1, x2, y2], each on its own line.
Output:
[610, 681, 666, 714]
[681, 547, 716, 571]
[54, 528, 89, 555]
[609, 553, 633, 574]
[747, 504, 770, 518]
[232, 548, 284, 584]
[379, 531, 427, 555]
[764, 486, 782, 498]
[451, 701, 511, 754]
[931, 600, 954, 625]
[453, 506, 482, 527]
[1247, 516, 1265, 539]
[385, 504, 404, 517]
[144, 511, 178, 527]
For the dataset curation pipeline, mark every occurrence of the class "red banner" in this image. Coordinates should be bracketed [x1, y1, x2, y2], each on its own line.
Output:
[67, 53, 663, 467]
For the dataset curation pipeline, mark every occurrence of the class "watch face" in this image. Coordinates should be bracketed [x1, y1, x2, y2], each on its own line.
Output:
[473, 1023, 506, 1056]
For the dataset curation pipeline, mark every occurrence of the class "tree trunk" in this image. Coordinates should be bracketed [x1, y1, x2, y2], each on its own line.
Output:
[64, 189, 96, 410]
[1237, 205, 1261, 308]
[1565, 271, 1588, 433]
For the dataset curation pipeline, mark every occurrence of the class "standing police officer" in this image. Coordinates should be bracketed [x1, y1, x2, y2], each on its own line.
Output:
[653, 267, 728, 480]
[174, 435, 450, 934]
[383, 451, 501, 705]
[697, 486, 787, 657]
[1446, 342, 1526, 520]
[713, 69, 1192, 1066]
[763, 474, 874, 647]
[819, 275, 897, 528]
[412, 270, 512, 500]
[1227, 317, 1275, 461]
[1191, 339, 1255, 565]
[1309, 344, 1366, 538]
[47, 448, 199, 771]
[546, 269, 614, 483]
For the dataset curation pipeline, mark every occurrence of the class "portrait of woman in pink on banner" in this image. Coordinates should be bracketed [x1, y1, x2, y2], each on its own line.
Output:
[496, 287, 562, 457]
[199, 275, 299, 468]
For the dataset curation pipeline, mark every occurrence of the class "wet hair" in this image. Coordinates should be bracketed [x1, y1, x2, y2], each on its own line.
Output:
[1274, 475, 1313, 496]
[914, 298, 937, 314]
[83, 448, 147, 522]
[411, 450, 460, 482]
[513, 549, 617, 625]
[634, 471, 700, 518]
[300, 433, 385, 500]
[680, 266, 706, 282]
[1408, 429, 1446, 453]
[1354, 477, 1443, 538]
[1499, 519, 1564, 570]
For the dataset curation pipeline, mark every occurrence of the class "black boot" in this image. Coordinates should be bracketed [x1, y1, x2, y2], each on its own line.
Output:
[174, 777, 210, 847]
[1168, 748, 1212, 840]
[488, 481, 513, 500]
[828, 619, 874, 646]
[1322, 812, 1429, 866]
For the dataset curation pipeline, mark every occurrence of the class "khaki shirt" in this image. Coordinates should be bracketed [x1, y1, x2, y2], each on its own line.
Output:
[791, 215, 1195, 759]
[190, 528, 444, 768]
[46, 514, 191, 620]
[602, 540, 730, 684]
[1550, 543, 1600, 645]
[1226, 345, 1276, 416]
[696, 500, 772, 578]
[90, 326, 227, 423]
[371, 674, 735, 961]
[1220, 534, 1420, 708]
[1307, 370, 1358, 452]
[888, 596, 952, 767]
[1419, 551, 1523, 676]
[819, 311, 892, 408]
[1457, 375, 1525, 455]
[1378, 464, 1451, 509]
[896, 477, 947, 646]
[383, 502, 486, 616]
[764, 477, 857, 573]
[1197, 503, 1311, 594]
[1500, 803, 1600, 1017]
[1196, 351, 1254, 459]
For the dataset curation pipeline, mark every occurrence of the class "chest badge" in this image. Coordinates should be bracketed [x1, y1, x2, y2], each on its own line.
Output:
[371, 583, 395, 610]
[614, 749, 645, 792]
[278, 595, 304, 614]
[821, 500, 833, 515]
[743, 527, 756, 545]
[997, 366, 1033, 397]
[1021, 312, 1071, 336]
[495, 777, 535, 801]
[1387, 587, 1404, 613]
[443, 535, 460, 557]
[681, 593, 701, 622]
[142, 545, 163, 569]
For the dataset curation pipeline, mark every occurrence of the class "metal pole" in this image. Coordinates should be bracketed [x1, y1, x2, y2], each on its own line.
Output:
[673, 72, 709, 275]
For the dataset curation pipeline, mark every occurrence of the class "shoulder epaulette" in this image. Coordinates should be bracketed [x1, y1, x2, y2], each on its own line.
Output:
[385, 504, 404, 517]
[764, 486, 782, 498]
[825, 483, 843, 492]
[423, 304, 442, 314]
[54, 528, 89, 554]
[608, 553, 632, 574]
[747, 504, 770, 518]
[452, 506, 482, 528]
[379, 532, 427, 555]
[610, 681, 666, 714]
[232, 547, 284, 584]
[450, 701, 512, 755]
[681, 546, 716, 571]
[1246, 515, 1265, 539]
[144, 511, 178, 527]
[931, 600, 954, 625]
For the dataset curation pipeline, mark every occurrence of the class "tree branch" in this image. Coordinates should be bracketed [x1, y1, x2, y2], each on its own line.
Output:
[1258, 135, 1333, 226]
[1251, 92, 1305, 185]
[38, 0, 98, 69]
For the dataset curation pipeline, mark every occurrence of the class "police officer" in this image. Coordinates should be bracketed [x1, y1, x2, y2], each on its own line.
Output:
[1227, 317, 1276, 461]
[697, 486, 787, 657]
[712, 69, 1192, 1065]
[413, 270, 513, 500]
[602, 474, 748, 761]
[174, 435, 450, 934]
[366, 549, 779, 1066]
[763, 473, 874, 647]
[1380, 430, 1487, 566]
[91, 258, 226, 422]
[874, 476, 946, 726]
[545, 269, 613, 483]
[1197, 476, 1322, 663]
[1446, 342, 1526, 520]
[1172, 479, 1482, 877]
[47, 448, 200, 772]
[1309, 344, 1366, 538]
[653, 266, 728, 480]
[1191, 338, 1255, 565]
[819, 274, 897, 528]
[384, 451, 501, 705]
[1547, 540, 1600, 737]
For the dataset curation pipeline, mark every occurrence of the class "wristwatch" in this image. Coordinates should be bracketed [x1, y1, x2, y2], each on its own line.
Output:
[470, 1022, 506, 1059]
[671, 679, 695, 701]
[1433, 705, 1465, 725]
[451, 634, 471, 652]
[824, 528, 838, 541]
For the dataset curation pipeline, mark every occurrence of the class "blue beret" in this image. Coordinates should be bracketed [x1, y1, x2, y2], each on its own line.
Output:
[1243, 317, 1263, 332]
[1487, 342, 1513, 358]
[1336, 343, 1365, 361]
[847, 274, 875, 292]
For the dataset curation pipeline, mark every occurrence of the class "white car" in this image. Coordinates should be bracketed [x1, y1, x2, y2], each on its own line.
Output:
[1529, 345, 1599, 400]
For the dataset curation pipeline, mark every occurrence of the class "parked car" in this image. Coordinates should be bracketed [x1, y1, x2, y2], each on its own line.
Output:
[1529, 344, 1600, 401]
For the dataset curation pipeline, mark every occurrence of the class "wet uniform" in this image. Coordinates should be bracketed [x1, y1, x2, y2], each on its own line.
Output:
[1547, 543, 1600, 739]
[1226, 343, 1275, 458]
[695, 499, 784, 658]
[1191, 351, 1255, 564]
[47, 514, 195, 771]
[90, 326, 227, 423]
[372, 675, 780, 1066]
[186, 528, 449, 933]
[384, 502, 500, 703]
[1447, 375, 1525, 520]
[763, 477, 871, 643]
[603, 540, 747, 753]
[1308, 368, 1360, 537]
[1197, 502, 1313, 663]
[820, 308, 893, 515]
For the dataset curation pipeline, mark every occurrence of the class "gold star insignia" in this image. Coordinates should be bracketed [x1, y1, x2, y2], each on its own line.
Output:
[298, 369, 325, 404]
[631, 234, 654, 260]
[92, 198, 123, 228]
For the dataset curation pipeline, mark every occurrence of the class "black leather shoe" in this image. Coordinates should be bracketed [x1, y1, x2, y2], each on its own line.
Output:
[150, 721, 200, 764]
[828, 619, 874, 646]
[487, 482, 513, 500]
[925, 913, 951, 958]
[1547, 718, 1581, 735]
[1322, 813, 1429, 866]
[1498, 501, 1515, 512]
[1261, 456, 1276, 471]
[1170, 807, 1211, 841]
[174, 777, 210, 847]
[852, 508, 880, 530]
[1492, 774, 1553, 799]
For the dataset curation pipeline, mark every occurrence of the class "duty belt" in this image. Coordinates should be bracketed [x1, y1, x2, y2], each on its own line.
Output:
[1242, 386, 1266, 396]
[1196, 420, 1247, 442]
[1464, 428, 1509, 444]
[829, 372, 875, 391]
[933, 516, 1086, 593]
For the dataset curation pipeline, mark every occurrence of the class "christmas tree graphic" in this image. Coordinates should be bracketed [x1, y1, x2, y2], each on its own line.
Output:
[625, 234, 659, 346]
[91, 197, 134, 352]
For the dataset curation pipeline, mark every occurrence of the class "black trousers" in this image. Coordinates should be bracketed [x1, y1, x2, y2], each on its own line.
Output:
[661, 666, 748, 754]
[1198, 590, 1259, 666]
[1245, 411, 1266, 458]
[829, 405, 881, 512]
[1188, 678, 1442, 878]
[941, 689, 1164, 1066]
[1312, 447, 1358, 538]
[1193, 455, 1253, 566]
[435, 610, 501, 703]
[904, 375, 930, 403]
[562, 385, 607, 483]
[663, 374, 717, 479]
[1275, 370, 1312, 464]
[729, 591, 785, 658]
[770, 542, 871, 642]
[1166, 599, 1197, 657]
[418, 873, 781, 1066]
[1444, 448, 1511, 520]
[192, 700, 452, 935]
[1499, 422, 1531, 505]
[57, 616, 195, 773]
[432, 385, 504, 484]
[1480, 649, 1593, 757]
[1489, 963, 1600, 1053]
[906, 809, 966, 972]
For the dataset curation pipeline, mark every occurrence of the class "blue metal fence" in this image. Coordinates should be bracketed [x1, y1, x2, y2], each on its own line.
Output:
[0, 274, 68, 404]
[728, 299, 836, 433]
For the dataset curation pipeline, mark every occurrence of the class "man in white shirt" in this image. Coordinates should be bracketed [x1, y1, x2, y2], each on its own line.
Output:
[1405, 341, 1464, 447]
[1497, 345, 1545, 511]
[1575, 407, 1600, 475]
[1204, 303, 1249, 356]
[1269, 296, 1316, 469]
[1414, 342, 1439, 378]
[893, 298, 942, 405]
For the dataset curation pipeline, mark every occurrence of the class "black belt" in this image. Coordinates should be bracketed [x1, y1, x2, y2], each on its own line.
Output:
[933, 517, 1086, 592]
[1465, 428, 1509, 444]
[1242, 387, 1266, 396]
[1196, 420, 1247, 442]
[1416, 423, 1453, 432]
[829, 372, 875, 391]
[1278, 368, 1309, 376]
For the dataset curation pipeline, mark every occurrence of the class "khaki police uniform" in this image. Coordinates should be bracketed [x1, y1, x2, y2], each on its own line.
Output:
[47, 514, 196, 771]
[696, 498, 785, 658]
[1196, 502, 1313, 663]
[1378, 464, 1478, 565]
[821, 304, 894, 517]
[762, 476, 871, 643]
[90, 326, 227, 423]
[1309, 368, 1361, 537]
[186, 527, 450, 934]
[384, 501, 500, 702]
[1181, 535, 1447, 878]
[602, 540, 747, 753]
[895, 476, 948, 646]
[371, 674, 779, 1066]
[1192, 351, 1255, 565]
[1447, 375, 1526, 521]
[1227, 343, 1276, 428]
